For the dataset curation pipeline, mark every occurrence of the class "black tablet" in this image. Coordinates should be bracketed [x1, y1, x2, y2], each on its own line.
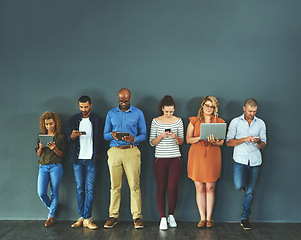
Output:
[116, 132, 130, 141]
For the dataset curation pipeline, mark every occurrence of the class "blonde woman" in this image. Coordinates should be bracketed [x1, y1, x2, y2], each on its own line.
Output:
[35, 112, 67, 227]
[186, 96, 225, 228]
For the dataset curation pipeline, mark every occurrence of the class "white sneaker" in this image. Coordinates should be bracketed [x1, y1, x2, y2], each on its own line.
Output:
[159, 217, 168, 230]
[168, 215, 177, 228]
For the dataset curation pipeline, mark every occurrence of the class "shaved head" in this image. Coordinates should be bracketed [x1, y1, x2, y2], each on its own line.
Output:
[118, 88, 131, 111]
[118, 88, 131, 98]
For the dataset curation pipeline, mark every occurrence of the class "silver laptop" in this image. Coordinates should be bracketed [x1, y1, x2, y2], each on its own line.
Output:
[200, 123, 227, 140]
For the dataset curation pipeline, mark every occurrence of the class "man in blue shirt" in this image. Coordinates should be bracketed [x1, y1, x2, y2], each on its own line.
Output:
[226, 98, 267, 230]
[103, 88, 147, 229]
[68, 96, 102, 230]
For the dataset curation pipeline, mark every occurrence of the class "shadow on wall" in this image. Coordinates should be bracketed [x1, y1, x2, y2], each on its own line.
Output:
[137, 95, 160, 220]
[224, 100, 244, 122]
[185, 97, 202, 119]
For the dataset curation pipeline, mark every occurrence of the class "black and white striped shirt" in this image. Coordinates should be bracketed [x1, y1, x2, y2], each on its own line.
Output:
[149, 118, 184, 158]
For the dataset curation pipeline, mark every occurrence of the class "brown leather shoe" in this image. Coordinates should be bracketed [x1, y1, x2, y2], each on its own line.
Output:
[104, 217, 118, 228]
[206, 220, 215, 228]
[197, 220, 206, 228]
[83, 218, 98, 230]
[71, 217, 84, 228]
[45, 218, 54, 227]
[134, 218, 144, 229]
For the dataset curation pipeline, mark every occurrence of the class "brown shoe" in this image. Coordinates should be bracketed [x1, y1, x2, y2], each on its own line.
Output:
[83, 218, 98, 230]
[206, 220, 215, 228]
[134, 218, 144, 229]
[197, 220, 206, 228]
[45, 217, 54, 227]
[104, 217, 118, 229]
[71, 217, 84, 228]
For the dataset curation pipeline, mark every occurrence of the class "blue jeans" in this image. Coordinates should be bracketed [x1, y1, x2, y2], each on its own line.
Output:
[37, 164, 63, 218]
[73, 160, 97, 219]
[233, 161, 260, 220]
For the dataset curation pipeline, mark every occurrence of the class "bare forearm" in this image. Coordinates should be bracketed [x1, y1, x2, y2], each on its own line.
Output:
[53, 147, 64, 158]
[151, 135, 164, 146]
[37, 148, 42, 157]
[176, 137, 184, 145]
[186, 137, 200, 144]
[257, 141, 266, 149]
[226, 138, 247, 147]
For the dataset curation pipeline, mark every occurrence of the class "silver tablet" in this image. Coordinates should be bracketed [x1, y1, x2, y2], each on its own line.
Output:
[39, 134, 53, 147]
[200, 123, 227, 140]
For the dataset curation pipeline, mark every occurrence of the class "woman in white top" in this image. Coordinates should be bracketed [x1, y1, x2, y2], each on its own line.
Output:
[150, 95, 184, 230]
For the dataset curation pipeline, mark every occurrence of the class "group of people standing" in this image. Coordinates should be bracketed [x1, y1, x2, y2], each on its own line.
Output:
[35, 88, 267, 231]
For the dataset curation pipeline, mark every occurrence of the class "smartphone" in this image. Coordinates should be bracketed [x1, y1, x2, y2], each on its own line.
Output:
[78, 131, 86, 135]
[165, 129, 171, 132]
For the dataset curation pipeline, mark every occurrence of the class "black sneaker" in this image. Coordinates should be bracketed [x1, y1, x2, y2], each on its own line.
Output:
[240, 219, 252, 230]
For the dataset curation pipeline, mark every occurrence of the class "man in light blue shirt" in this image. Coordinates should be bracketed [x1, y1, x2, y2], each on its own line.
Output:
[103, 88, 147, 229]
[226, 98, 267, 230]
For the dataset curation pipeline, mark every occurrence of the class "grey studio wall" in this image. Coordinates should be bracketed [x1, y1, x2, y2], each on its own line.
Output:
[1, 0, 300, 222]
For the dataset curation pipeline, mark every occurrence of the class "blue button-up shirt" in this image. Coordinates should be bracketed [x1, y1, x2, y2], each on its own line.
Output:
[226, 114, 267, 166]
[103, 105, 147, 147]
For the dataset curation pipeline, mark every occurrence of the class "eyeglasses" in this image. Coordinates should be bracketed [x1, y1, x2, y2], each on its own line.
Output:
[204, 104, 215, 109]
[119, 100, 130, 104]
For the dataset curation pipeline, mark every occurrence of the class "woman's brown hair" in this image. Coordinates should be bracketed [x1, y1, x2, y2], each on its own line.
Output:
[39, 112, 62, 134]
[159, 95, 175, 115]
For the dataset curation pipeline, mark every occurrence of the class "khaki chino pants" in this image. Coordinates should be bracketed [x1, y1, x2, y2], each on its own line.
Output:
[107, 146, 142, 219]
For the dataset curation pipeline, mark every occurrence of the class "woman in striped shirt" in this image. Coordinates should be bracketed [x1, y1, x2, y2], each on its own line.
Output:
[150, 95, 184, 230]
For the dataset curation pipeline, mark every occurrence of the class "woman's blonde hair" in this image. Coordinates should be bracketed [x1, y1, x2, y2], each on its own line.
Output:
[197, 96, 219, 122]
[39, 112, 62, 134]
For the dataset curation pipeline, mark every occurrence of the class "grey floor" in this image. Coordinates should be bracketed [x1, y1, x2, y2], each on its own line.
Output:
[0, 221, 300, 240]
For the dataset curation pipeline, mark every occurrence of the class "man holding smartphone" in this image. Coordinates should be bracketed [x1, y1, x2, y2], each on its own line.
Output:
[226, 98, 267, 230]
[68, 96, 102, 229]
[103, 88, 147, 229]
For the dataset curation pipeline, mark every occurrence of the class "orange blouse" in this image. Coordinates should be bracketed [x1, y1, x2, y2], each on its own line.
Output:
[187, 116, 225, 182]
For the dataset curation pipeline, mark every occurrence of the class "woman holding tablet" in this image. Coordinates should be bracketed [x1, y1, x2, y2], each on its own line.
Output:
[150, 95, 184, 230]
[35, 112, 67, 227]
[186, 96, 225, 228]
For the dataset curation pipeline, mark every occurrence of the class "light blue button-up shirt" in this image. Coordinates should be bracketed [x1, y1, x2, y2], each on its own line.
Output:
[103, 105, 147, 147]
[226, 114, 267, 166]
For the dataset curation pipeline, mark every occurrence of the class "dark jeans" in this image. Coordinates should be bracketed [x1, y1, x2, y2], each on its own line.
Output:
[233, 161, 260, 220]
[73, 159, 96, 219]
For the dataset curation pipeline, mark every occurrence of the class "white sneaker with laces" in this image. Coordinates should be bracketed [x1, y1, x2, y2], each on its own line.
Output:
[168, 215, 177, 228]
[159, 217, 168, 230]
